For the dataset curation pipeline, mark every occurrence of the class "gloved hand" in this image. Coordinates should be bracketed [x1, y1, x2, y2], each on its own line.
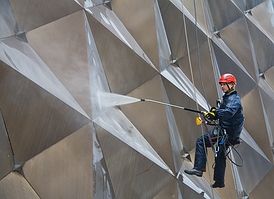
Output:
[210, 107, 216, 113]
[204, 111, 216, 121]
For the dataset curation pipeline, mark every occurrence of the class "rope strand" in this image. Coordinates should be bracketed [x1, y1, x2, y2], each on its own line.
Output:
[181, 0, 215, 196]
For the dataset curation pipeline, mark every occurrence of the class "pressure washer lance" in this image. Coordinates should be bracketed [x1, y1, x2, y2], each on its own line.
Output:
[140, 98, 203, 114]
[140, 98, 215, 150]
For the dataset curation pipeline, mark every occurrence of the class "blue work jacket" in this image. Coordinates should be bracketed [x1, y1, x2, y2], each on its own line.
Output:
[215, 90, 245, 138]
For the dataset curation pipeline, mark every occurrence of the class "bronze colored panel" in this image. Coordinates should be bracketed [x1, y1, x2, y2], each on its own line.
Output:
[251, 0, 274, 41]
[153, 179, 178, 199]
[0, 109, 13, 180]
[77, 0, 85, 7]
[86, 11, 158, 95]
[95, 124, 174, 199]
[178, 41, 219, 106]
[162, 76, 205, 151]
[247, 17, 274, 73]
[158, 0, 207, 60]
[26, 11, 92, 117]
[207, 0, 243, 31]
[241, 87, 273, 161]
[249, 167, 274, 199]
[265, 66, 274, 91]
[260, 82, 274, 145]
[177, 178, 205, 199]
[244, 0, 266, 11]
[9, 0, 82, 31]
[219, 17, 257, 81]
[112, 0, 159, 70]
[0, 61, 91, 161]
[23, 124, 93, 199]
[121, 75, 175, 173]
[212, 41, 257, 98]
[236, 140, 273, 193]
[0, 172, 39, 198]
[181, 0, 210, 36]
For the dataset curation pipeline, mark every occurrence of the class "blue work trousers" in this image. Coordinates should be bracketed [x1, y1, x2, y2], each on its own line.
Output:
[194, 129, 226, 183]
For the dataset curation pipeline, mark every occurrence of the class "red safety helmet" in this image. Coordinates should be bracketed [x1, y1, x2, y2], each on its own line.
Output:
[219, 73, 237, 85]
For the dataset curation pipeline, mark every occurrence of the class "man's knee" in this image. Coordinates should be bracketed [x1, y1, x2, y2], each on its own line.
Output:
[196, 136, 204, 145]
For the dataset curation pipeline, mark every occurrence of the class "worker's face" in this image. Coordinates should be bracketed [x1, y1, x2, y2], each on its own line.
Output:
[220, 82, 233, 93]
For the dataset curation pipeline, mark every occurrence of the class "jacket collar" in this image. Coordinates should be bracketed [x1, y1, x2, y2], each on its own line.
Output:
[224, 89, 237, 96]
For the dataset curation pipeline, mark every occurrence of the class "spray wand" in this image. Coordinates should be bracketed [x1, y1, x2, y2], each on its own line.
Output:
[140, 98, 203, 114]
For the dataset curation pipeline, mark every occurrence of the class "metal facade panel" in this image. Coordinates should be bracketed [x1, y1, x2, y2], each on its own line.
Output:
[23, 124, 93, 199]
[0, 0, 18, 38]
[219, 16, 257, 81]
[121, 75, 176, 174]
[0, 172, 39, 198]
[241, 87, 273, 161]
[86, 12, 158, 96]
[96, 124, 174, 199]
[26, 11, 92, 117]
[1, 0, 274, 198]
[112, 0, 159, 70]
[0, 61, 91, 161]
[0, 110, 13, 181]
[207, 0, 243, 31]
[159, 0, 207, 60]
[9, 0, 82, 31]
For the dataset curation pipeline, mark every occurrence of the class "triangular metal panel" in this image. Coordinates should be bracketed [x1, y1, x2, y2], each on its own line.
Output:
[248, 166, 274, 198]
[250, 0, 274, 43]
[264, 66, 274, 91]
[241, 87, 273, 162]
[219, 17, 257, 81]
[0, 0, 18, 39]
[154, 0, 171, 72]
[153, 178, 178, 199]
[246, 15, 274, 73]
[93, 125, 116, 199]
[161, 76, 205, 152]
[0, 109, 13, 181]
[94, 107, 173, 176]
[0, 61, 91, 161]
[0, 172, 39, 198]
[23, 124, 93, 199]
[207, 0, 244, 31]
[212, 41, 257, 98]
[86, 12, 158, 95]
[158, 0, 207, 61]
[85, 5, 157, 71]
[112, 0, 160, 70]
[27, 11, 92, 117]
[9, 0, 82, 31]
[0, 36, 89, 119]
[236, 140, 273, 193]
[121, 75, 176, 174]
[95, 123, 174, 199]
[177, 41, 220, 106]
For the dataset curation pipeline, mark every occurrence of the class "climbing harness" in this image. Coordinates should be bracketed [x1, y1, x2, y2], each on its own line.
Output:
[207, 124, 244, 168]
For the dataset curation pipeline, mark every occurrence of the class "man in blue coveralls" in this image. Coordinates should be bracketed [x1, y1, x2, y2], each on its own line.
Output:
[184, 73, 245, 188]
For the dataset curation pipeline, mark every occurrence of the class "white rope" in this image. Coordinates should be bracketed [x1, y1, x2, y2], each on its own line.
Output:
[229, 152, 241, 199]
[200, 1, 241, 197]
[181, 0, 215, 196]
[200, 0, 220, 100]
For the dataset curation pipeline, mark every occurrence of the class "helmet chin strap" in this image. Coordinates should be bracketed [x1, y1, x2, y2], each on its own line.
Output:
[226, 82, 235, 94]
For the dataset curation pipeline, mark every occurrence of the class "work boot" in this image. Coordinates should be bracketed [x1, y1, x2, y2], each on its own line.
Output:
[211, 181, 225, 188]
[184, 169, 203, 177]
